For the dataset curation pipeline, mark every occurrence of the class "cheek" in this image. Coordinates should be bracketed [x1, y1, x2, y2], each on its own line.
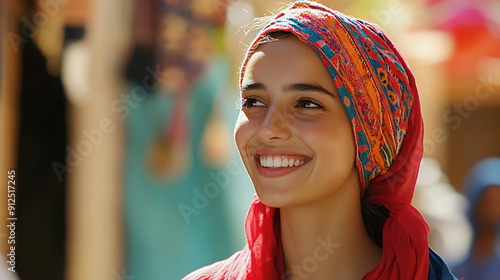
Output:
[234, 112, 252, 155]
[299, 119, 357, 184]
[299, 119, 355, 158]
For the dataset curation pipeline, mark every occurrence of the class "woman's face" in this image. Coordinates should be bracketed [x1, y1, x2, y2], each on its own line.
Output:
[235, 35, 359, 208]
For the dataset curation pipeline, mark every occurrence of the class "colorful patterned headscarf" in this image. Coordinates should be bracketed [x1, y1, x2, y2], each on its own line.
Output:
[184, 1, 456, 279]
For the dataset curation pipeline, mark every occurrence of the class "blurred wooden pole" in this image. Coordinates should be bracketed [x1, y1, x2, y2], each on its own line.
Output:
[0, 0, 22, 256]
[65, 0, 130, 279]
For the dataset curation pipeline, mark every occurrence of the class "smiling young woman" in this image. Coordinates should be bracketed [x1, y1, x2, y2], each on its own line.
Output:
[234, 35, 382, 279]
[183, 1, 457, 279]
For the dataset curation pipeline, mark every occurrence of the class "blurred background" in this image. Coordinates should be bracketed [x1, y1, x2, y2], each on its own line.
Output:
[0, 0, 499, 279]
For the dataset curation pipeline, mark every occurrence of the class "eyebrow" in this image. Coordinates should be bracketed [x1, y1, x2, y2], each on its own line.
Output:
[241, 82, 264, 91]
[241, 82, 335, 97]
[283, 83, 335, 96]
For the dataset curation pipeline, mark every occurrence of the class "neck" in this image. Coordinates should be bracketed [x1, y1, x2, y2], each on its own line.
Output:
[280, 187, 381, 280]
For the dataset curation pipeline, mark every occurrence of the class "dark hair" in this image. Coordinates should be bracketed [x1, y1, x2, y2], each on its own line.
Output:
[361, 202, 390, 247]
[254, 31, 292, 47]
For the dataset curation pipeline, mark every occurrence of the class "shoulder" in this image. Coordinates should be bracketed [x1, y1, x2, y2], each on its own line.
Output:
[181, 250, 249, 280]
[428, 248, 459, 280]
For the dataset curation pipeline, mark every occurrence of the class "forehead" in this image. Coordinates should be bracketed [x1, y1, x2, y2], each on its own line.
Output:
[241, 35, 334, 86]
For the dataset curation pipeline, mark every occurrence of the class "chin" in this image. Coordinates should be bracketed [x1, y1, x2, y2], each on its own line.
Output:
[255, 188, 297, 208]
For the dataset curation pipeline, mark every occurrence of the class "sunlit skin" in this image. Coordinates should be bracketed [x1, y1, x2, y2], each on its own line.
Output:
[234, 35, 381, 279]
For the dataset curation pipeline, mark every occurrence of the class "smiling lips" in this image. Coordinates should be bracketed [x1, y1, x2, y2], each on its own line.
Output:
[255, 153, 311, 178]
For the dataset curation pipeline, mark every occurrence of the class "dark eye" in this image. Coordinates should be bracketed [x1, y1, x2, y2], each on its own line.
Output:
[241, 97, 266, 109]
[296, 99, 323, 109]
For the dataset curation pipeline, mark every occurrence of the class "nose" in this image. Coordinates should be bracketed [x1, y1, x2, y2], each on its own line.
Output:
[258, 106, 292, 142]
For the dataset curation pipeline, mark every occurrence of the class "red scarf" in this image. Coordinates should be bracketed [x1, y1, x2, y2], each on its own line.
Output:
[184, 1, 430, 279]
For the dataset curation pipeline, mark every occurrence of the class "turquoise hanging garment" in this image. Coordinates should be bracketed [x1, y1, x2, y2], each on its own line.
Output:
[124, 55, 245, 279]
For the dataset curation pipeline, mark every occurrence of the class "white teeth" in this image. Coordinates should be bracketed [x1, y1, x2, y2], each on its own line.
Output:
[273, 157, 280, 167]
[259, 155, 307, 168]
[293, 160, 305, 166]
